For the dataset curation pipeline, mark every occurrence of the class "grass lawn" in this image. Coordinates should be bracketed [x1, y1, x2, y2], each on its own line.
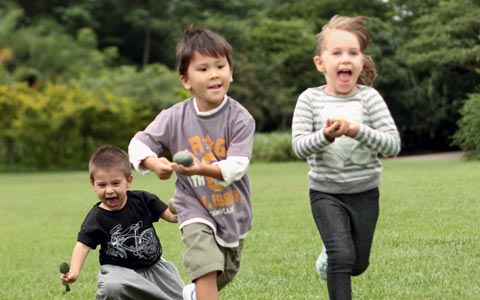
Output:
[0, 158, 479, 299]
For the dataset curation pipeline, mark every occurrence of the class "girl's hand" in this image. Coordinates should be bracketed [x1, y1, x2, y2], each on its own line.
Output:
[345, 122, 360, 138]
[324, 118, 350, 141]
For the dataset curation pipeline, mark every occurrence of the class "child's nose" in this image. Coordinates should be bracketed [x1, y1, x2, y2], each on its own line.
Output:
[341, 53, 351, 63]
[209, 69, 220, 78]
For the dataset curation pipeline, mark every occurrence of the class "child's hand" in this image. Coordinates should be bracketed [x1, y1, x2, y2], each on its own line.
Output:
[151, 157, 175, 180]
[345, 122, 360, 138]
[161, 203, 178, 223]
[172, 155, 201, 176]
[324, 118, 350, 141]
[60, 269, 78, 287]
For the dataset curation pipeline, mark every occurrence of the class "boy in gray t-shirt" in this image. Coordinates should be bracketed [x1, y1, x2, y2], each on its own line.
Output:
[129, 26, 255, 300]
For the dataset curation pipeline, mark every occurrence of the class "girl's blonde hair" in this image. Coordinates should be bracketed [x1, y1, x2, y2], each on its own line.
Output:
[316, 15, 377, 86]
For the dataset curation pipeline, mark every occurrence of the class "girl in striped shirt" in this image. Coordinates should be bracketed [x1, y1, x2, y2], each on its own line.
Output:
[291, 15, 401, 300]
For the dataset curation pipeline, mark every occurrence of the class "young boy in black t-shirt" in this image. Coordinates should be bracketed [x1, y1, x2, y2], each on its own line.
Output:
[60, 145, 184, 300]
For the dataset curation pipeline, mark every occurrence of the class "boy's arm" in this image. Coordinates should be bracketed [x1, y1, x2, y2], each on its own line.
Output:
[141, 156, 175, 180]
[160, 208, 178, 223]
[61, 242, 90, 286]
[174, 155, 249, 186]
[173, 155, 223, 180]
[212, 156, 249, 186]
[129, 138, 175, 180]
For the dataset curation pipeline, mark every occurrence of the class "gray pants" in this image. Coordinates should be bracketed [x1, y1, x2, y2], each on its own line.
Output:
[96, 259, 185, 300]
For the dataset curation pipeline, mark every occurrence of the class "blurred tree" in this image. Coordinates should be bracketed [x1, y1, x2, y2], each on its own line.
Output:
[396, 0, 480, 151]
[3, 0, 479, 158]
[453, 93, 480, 159]
[72, 63, 185, 130]
[231, 17, 316, 131]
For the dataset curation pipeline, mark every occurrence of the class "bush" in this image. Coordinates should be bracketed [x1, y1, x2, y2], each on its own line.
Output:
[0, 82, 136, 169]
[452, 93, 480, 159]
[252, 132, 300, 162]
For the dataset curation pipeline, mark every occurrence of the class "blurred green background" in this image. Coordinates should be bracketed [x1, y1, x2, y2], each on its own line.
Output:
[1, 0, 480, 170]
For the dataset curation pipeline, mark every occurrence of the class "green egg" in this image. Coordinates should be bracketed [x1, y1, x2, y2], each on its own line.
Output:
[59, 262, 70, 274]
[168, 199, 177, 215]
[173, 151, 193, 167]
[59, 262, 71, 292]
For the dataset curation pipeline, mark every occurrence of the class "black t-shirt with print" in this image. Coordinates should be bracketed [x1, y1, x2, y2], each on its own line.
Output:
[78, 190, 168, 269]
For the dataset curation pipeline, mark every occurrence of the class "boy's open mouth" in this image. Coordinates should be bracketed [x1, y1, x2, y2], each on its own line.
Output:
[105, 197, 119, 205]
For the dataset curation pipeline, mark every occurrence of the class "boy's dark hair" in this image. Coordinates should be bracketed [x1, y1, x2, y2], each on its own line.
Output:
[89, 145, 132, 180]
[176, 25, 233, 76]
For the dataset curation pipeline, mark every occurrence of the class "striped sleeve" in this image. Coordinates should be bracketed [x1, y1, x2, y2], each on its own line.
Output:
[355, 89, 401, 157]
[291, 89, 331, 159]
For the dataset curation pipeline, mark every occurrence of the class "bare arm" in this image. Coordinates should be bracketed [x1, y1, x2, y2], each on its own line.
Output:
[160, 208, 178, 223]
[60, 242, 90, 286]
[140, 156, 175, 180]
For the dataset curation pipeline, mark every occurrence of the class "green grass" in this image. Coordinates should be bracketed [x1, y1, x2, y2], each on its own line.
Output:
[1, 159, 479, 299]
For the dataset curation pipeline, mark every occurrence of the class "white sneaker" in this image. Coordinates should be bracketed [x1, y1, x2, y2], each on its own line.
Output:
[315, 246, 328, 281]
[182, 283, 196, 300]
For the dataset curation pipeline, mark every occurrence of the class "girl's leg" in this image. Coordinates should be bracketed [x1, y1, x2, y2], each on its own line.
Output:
[344, 188, 379, 276]
[310, 189, 354, 300]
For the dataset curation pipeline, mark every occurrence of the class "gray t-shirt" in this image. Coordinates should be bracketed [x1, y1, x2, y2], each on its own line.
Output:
[132, 96, 255, 247]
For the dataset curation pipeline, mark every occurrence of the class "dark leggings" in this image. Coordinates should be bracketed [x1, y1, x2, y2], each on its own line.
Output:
[310, 188, 379, 300]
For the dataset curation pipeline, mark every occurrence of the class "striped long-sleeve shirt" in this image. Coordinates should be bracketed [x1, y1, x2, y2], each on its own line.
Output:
[292, 85, 401, 194]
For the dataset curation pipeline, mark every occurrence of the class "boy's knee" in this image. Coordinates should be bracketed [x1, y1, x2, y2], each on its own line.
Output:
[96, 280, 123, 300]
[217, 269, 238, 290]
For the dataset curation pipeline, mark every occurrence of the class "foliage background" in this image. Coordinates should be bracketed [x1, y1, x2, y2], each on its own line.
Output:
[1, 0, 479, 169]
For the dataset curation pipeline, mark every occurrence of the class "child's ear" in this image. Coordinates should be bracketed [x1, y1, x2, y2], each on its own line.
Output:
[180, 75, 191, 89]
[313, 56, 325, 73]
[126, 175, 133, 187]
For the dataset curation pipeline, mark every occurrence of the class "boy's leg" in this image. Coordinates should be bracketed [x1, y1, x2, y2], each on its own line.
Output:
[97, 263, 181, 300]
[216, 239, 244, 290]
[139, 258, 185, 300]
[181, 223, 224, 300]
[195, 271, 219, 300]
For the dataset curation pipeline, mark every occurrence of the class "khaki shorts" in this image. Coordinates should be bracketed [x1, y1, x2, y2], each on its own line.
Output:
[181, 223, 244, 290]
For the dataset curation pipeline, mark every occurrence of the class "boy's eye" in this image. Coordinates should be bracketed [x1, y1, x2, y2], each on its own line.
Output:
[97, 183, 106, 188]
